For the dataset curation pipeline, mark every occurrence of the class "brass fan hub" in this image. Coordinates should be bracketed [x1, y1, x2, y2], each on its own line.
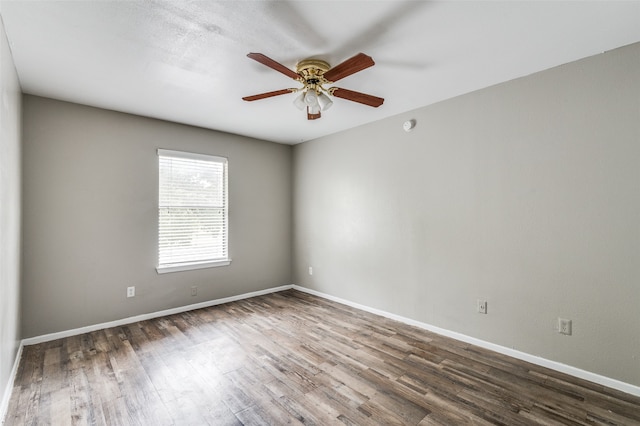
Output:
[296, 59, 331, 88]
[296, 59, 330, 75]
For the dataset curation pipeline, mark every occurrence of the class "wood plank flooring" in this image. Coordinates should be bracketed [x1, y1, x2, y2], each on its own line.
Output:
[5, 290, 640, 425]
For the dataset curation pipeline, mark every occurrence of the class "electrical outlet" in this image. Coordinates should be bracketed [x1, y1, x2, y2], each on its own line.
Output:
[308, 266, 313, 275]
[127, 286, 135, 298]
[558, 318, 572, 335]
[477, 299, 487, 314]
[191, 286, 198, 297]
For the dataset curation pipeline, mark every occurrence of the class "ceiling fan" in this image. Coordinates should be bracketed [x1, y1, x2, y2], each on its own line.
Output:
[242, 52, 384, 120]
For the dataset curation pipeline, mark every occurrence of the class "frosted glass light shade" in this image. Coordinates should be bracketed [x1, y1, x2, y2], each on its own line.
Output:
[293, 92, 306, 110]
[304, 90, 318, 106]
[308, 105, 321, 115]
[318, 92, 333, 111]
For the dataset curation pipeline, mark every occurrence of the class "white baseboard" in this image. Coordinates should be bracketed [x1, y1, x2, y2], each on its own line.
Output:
[22, 285, 294, 346]
[4, 285, 294, 423]
[292, 285, 640, 398]
[1, 342, 23, 425]
[13, 283, 640, 400]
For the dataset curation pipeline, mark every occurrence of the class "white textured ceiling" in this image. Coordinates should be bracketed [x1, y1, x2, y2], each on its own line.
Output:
[1, 1, 639, 144]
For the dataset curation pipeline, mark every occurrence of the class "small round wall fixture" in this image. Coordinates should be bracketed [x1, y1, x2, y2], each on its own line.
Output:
[403, 119, 416, 132]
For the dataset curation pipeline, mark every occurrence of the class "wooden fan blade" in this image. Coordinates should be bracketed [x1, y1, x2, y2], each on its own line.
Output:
[242, 89, 293, 102]
[247, 53, 300, 80]
[323, 53, 375, 82]
[307, 107, 321, 120]
[331, 88, 384, 107]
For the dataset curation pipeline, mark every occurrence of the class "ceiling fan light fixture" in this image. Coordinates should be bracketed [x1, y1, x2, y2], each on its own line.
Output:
[304, 90, 318, 106]
[293, 92, 306, 110]
[308, 105, 321, 115]
[318, 92, 333, 111]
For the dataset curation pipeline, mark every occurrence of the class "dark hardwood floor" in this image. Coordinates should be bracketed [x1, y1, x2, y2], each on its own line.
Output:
[5, 290, 640, 425]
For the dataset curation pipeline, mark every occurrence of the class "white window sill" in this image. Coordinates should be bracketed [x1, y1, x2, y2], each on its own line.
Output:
[156, 259, 232, 274]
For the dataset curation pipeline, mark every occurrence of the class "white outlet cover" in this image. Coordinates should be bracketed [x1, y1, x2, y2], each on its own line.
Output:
[558, 318, 572, 335]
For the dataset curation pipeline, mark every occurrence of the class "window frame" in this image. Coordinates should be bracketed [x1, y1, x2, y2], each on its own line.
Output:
[156, 149, 231, 274]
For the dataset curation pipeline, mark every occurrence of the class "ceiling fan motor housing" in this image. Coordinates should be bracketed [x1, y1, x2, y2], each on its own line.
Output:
[295, 59, 333, 119]
[296, 59, 331, 88]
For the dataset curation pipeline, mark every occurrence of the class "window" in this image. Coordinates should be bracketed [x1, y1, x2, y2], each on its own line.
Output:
[157, 149, 230, 273]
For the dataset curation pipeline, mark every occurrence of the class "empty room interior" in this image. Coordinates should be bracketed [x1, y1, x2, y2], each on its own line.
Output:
[1, 1, 640, 424]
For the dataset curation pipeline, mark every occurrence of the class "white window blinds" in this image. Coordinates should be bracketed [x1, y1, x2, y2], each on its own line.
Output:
[157, 149, 229, 273]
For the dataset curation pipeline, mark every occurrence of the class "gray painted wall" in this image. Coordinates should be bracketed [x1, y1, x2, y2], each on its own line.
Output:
[0, 14, 21, 414]
[293, 43, 640, 386]
[21, 96, 292, 338]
